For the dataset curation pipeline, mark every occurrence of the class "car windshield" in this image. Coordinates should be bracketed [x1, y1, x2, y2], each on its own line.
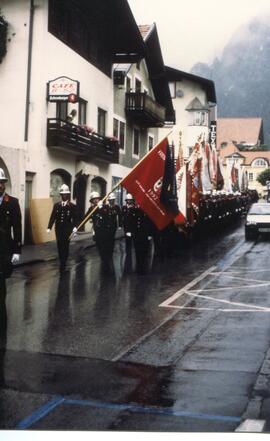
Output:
[248, 205, 270, 215]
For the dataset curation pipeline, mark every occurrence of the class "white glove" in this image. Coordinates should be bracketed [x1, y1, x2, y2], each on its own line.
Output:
[148, 236, 152, 240]
[73, 227, 77, 233]
[46, 228, 51, 233]
[11, 254, 20, 264]
[126, 232, 132, 237]
[97, 201, 103, 209]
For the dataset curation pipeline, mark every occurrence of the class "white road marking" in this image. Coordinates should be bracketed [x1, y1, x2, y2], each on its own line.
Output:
[164, 305, 270, 312]
[159, 265, 270, 313]
[184, 291, 270, 311]
[158, 266, 217, 307]
[188, 282, 270, 292]
[235, 419, 266, 432]
[211, 272, 270, 283]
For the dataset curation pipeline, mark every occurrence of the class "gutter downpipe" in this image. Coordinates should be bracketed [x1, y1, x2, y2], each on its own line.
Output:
[24, 0, 34, 142]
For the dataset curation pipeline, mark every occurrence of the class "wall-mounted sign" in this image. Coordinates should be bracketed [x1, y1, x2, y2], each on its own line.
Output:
[47, 76, 80, 102]
[210, 121, 217, 149]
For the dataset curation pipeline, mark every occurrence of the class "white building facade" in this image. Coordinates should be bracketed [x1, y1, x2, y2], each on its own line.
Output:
[164, 67, 217, 157]
[0, 0, 145, 242]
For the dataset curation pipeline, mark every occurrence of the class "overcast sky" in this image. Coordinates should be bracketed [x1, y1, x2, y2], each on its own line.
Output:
[128, 0, 270, 71]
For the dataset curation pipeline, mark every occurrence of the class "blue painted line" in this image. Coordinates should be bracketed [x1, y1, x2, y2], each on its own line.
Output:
[16, 395, 65, 429]
[65, 398, 241, 423]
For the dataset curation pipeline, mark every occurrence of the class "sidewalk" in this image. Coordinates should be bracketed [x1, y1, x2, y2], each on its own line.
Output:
[15, 230, 124, 267]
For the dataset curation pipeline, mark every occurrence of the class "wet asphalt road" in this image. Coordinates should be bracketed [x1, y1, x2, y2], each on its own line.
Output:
[1, 217, 270, 431]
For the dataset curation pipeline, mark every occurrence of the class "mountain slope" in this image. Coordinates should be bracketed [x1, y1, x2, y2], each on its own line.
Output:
[191, 15, 270, 144]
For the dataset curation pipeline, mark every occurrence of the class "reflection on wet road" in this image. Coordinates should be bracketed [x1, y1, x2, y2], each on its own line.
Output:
[1, 221, 270, 431]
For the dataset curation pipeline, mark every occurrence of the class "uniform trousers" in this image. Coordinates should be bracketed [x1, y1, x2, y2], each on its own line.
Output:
[55, 228, 72, 269]
[95, 231, 115, 265]
[134, 235, 150, 274]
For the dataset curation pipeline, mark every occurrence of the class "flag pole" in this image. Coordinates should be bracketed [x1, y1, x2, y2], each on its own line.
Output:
[70, 129, 174, 238]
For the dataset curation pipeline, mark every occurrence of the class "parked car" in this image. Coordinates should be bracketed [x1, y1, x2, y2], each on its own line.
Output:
[245, 202, 270, 240]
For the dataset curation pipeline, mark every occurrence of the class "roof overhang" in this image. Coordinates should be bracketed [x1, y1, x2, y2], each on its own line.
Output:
[80, 0, 145, 63]
[165, 66, 217, 103]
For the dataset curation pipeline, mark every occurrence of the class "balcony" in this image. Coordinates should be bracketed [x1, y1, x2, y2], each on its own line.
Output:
[47, 118, 119, 163]
[125, 92, 166, 127]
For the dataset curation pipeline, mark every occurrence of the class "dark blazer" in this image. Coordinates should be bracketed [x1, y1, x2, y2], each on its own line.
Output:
[0, 193, 22, 255]
[48, 201, 78, 234]
[0, 193, 22, 278]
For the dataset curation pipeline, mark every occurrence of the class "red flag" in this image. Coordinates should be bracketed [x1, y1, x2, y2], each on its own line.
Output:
[121, 137, 180, 230]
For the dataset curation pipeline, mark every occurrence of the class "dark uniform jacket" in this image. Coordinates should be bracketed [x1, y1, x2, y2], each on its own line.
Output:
[48, 201, 77, 235]
[121, 204, 138, 236]
[0, 193, 22, 278]
[87, 204, 116, 236]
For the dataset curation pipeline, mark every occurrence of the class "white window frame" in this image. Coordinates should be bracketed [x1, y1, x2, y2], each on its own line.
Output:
[251, 158, 268, 167]
[113, 115, 126, 153]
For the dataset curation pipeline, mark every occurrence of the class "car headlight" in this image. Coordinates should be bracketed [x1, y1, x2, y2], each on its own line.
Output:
[246, 221, 257, 225]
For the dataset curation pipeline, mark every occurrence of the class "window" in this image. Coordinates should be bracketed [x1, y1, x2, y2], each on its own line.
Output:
[188, 111, 208, 126]
[78, 99, 87, 125]
[135, 78, 141, 93]
[113, 118, 118, 138]
[56, 101, 68, 120]
[133, 128, 140, 156]
[113, 118, 125, 151]
[148, 135, 154, 151]
[126, 76, 131, 92]
[252, 158, 268, 167]
[169, 82, 176, 99]
[248, 173, 254, 181]
[119, 121, 125, 150]
[112, 176, 123, 206]
[97, 108, 106, 136]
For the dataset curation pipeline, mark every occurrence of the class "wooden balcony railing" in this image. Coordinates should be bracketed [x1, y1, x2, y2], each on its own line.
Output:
[125, 92, 166, 127]
[47, 118, 119, 163]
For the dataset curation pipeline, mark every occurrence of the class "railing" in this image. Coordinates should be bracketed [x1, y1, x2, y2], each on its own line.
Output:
[47, 119, 119, 163]
[125, 92, 166, 126]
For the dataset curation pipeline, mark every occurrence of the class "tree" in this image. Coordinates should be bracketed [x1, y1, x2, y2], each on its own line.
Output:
[257, 168, 270, 186]
[0, 10, 8, 64]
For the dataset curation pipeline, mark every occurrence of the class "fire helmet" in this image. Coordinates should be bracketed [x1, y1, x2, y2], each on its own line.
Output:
[59, 184, 71, 194]
[125, 193, 134, 201]
[90, 191, 100, 201]
[0, 168, 8, 182]
[108, 192, 116, 200]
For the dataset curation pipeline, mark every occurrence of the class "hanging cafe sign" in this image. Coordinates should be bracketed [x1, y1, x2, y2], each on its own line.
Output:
[47, 76, 80, 102]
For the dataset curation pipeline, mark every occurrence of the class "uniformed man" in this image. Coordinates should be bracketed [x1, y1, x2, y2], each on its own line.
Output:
[132, 205, 153, 274]
[47, 184, 78, 272]
[107, 192, 122, 233]
[0, 168, 22, 327]
[86, 191, 116, 269]
[121, 193, 137, 254]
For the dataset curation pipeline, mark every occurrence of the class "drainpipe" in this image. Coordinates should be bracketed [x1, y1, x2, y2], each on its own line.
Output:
[24, 0, 34, 142]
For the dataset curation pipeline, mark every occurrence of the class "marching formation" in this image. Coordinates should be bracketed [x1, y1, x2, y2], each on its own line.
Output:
[0, 127, 260, 312]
